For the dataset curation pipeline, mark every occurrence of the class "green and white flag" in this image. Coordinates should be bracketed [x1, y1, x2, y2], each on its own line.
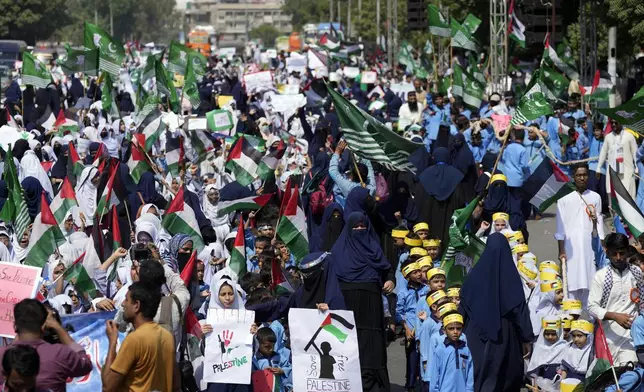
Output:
[598, 87, 644, 135]
[21, 52, 52, 89]
[83, 22, 125, 76]
[101, 73, 120, 119]
[452, 63, 465, 98]
[183, 59, 201, 109]
[423, 40, 433, 55]
[154, 59, 172, 97]
[462, 13, 482, 34]
[451, 18, 479, 52]
[24, 192, 66, 268]
[512, 71, 554, 125]
[540, 65, 569, 101]
[463, 78, 485, 109]
[168, 41, 207, 76]
[327, 85, 422, 173]
[59, 44, 98, 76]
[0, 147, 30, 242]
[427, 5, 451, 37]
[543, 34, 579, 80]
[397, 43, 415, 72]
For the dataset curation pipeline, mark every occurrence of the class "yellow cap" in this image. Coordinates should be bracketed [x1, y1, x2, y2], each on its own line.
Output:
[443, 313, 464, 326]
[413, 222, 429, 233]
[437, 303, 458, 318]
[392, 229, 409, 239]
[512, 243, 529, 255]
[417, 256, 433, 269]
[427, 268, 446, 281]
[542, 317, 561, 330]
[539, 270, 559, 282]
[511, 231, 525, 243]
[490, 173, 507, 184]
[446, 287, 460, 297]
[517, 262, 538, 281]
[423, 239, 441, 248]
[560, 378, 582, 392]
[492, 212, 509, 222]
[540, 279, 563, 292]
[426, 290, 447, 307]
[405, 237, 423, 247]
[561, 315, 574, 329]
[570, 320, 594, 335]
[503, 230, 515, 239]
[562, 299, 582, 311]
[539, 261, 560, 273]
[410, 247, 429, 257]
[402, 262, 421, 278]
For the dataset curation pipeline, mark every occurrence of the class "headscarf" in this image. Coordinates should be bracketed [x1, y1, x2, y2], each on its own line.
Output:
[561, 329, 594, 374]
[526, 320, 567, 375]
[209, 278, 245, 309]
[343, 186, 371, 219]
[12, 140, 30, 162]
[483, 176, 526, 232]
[460, 233, 527, 341]
[474, 154, 497, 194]
[11, 236, 29, 263]
[379, 181, 419, 227]
[418, 147, 464, 201]
[50, 144, 68, 180]
[450, 133, 476, 174]
[296, 252, 345, 310]
[533, 289, 561, 335]
[82, 126, 100, 142]
[330, 212, 390, 283]
[135, 219, 159, 244]
[20, 151, 55, 197]
[0, 242, 12, 262]
[163, 234, 192, 272]
[319, 203, 344, 252]
[311, 150, 330, 176]
[21, 177, 45, 220]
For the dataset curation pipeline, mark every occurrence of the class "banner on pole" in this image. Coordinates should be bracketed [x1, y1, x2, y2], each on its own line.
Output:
[0, 262, 42, 337]
[289, 309, 362, 392]
[243, 71, 274, 94]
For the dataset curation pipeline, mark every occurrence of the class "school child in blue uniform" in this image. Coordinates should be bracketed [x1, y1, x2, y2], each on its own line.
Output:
[395, 233, 423, 295]
[428, 313, 474, 392]
[417, 290, 451, 389]
[416, 268, 447, 322]
[252, 327, 292, 392]
[423, 237, 442, 264]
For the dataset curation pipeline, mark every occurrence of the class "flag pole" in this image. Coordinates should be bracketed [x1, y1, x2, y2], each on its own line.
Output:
[485, 123, 512, 191]
[350, 151, 365, 187]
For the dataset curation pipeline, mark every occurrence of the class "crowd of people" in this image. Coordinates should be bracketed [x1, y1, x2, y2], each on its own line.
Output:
[0, 35, 643, 392]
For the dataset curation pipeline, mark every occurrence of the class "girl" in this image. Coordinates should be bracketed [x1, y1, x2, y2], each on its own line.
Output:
[527, 316, 567, 387]
[560, 320, 594, 382]
[532, 279, 564, 336]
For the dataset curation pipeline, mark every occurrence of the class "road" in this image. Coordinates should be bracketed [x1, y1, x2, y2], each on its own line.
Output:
[387, 206, 565, 391]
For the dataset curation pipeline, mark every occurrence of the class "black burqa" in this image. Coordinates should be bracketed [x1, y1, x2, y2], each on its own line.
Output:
[459, 233, 534, 392]
[450, 133, 479, 202]
[415, 147, 465, 249]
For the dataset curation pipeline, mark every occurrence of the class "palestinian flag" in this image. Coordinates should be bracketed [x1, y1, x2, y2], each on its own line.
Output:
[165, 130, 184, 177]
[188, 129, 214, 161]
[320, 313, 355, 343]
[96, 167, 120, 217]
[53, 109, 79, 135]
[275, 186, 309, 262]
[271, 257, 294, 295]
[229, 218, 246, 277]
[6, 111, 18, 128]
[542, 33, 579, 80]
[68, 142, 85, 177]
[319, 33, 340, 51]
[162, 187, 205, 252]
[521, 157, 575, 211]
[63, 251, 99, 299]
[50, 178, 78, 223]
[225, 136, 262, 187]
[587, 70, 614, 103]
[508, 0, 526, 48]
[178, 250, 204, 339]
[217, 194, 273, 217]
[110, 205, 122, 250]
[37, 106, 56, 130]
[582, 322, 614, 387]
[610, 167, 644, 237]
[252, 370, 281, 392]
[24, 192, 66, 268]
[127, 135, 151, 184]
[257, 140, 286, 180]
[138, 109, 165, 151]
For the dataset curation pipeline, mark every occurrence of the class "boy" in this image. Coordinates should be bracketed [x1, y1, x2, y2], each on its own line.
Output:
[417, 291, 451, 390]
[415, 268, 447, 325]
[418, 256, 434, 280]
[446, 287, 460, 306]
[428, 313, 473, 392]
[414, 222, 430, 240]
[392, 225, 410, 249]
[1, 345, 42, 392]
[274, 240, 296, 269]
[395, 233, 424, 295]
[423, 237, 442, 261]
[253, 327, 292, 391]
[248, 236, 272, 273]
[256, 222, 275, 238]
[396, 261, 426, 391]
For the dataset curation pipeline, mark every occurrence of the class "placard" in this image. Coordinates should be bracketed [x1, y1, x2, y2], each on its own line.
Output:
[289, 309, 362, 392]
[361, 71, 377, 84]
[0, 263, 42, 337]
[342, 67, 360, 79]
[203, 309, 255, 384]
[217, 95, 234, 108]
[206, 109, 234, 132]
[492, 113, 512, 132]
[286, 56, 307, 74]
[243, 71, 274, 94]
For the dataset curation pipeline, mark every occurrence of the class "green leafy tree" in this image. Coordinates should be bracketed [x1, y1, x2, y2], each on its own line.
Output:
[607, 0, 644, 55]
[282, 0, 330, 31]
[0, 0, 72, 44]
[250, 24, 281, 47]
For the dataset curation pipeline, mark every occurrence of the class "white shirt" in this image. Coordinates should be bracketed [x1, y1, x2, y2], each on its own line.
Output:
[554, 190, 605, 292]
[397, 103, 424, 130]
[588, 266, 638, 365]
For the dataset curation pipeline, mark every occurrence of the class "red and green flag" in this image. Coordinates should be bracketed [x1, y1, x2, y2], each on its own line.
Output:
[304, 313, 356, 351]
[275, 186, 309, 262]
[165, 130, 184, 177]
[63, 251, 99, 299]
[229, 218, 246, 277]
[24, 192, 66, 268]
[581, 322, 615, 389]
[110, 205, 122, 250]
[96, 166, 120, 217]
[127, 135, 151, 183]
[216, 194, 273, 217]
[271, 257, 294, 295]
[162, 187, 205, 252]
[68, 142, 85, 177]
[50, 178, 78, 223]
[257, 140, 286, 180]
[225, 136, 262, 187]
[54, 109, 79, 135]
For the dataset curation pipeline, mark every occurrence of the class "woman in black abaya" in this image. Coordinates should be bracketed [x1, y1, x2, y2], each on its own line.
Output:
[450, 133, 479, 203]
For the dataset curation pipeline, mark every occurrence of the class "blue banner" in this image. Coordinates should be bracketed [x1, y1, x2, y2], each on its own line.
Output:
[61, 311, 125, 391]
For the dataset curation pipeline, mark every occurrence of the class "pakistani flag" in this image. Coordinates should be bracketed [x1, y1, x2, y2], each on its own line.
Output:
[276, 186, 309, 262]
[50, 179, 78, 223]
[183, 59, 201, 109]
[24, 192, 66, 268]
[101, 73, 120, 119]
[427, 5, 450, 37]
[84, 22, 125, 76]
[451, 18, 479, 52]
[154, 59, 172, 97]
[60, 44, 98, 76]
[22, 52, 52, 89]
[327, 85, 422, 173]
[463, 77, 485, 109]
[452, 63, 465, 98]
[542, 33, 579, 80]
[162, 187, 205, 253]
[168, 41, 206, 76]
[217, 194, 273, 217]
[0, 147, 30, 241]
[397, 43, 415, 72]
[610, 167, 644, 237]
[540, 65, 569, 101]
[511, 70, 554, 125]
[598, 88, 644, 135]
[229, 219, 246, 277]
[423, 40, 433, 55]
[462, 13, 482, 34]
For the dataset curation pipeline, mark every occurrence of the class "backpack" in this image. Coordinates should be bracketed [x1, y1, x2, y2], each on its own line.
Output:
[309, 175, 334, 215]
[374, 172, 390, 203]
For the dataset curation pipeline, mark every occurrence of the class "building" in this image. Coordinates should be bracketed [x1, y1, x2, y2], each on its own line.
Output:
[186, 0, 293, 48]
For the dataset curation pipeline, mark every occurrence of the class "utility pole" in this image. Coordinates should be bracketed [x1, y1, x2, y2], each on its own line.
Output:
[330, 0, 334, 23]
[348, 0, 352, 38]
[489, 0, 508, 93]
[94, 0, 98, 25]
[109, 0, 114, 35]
[387, 0, 392, 66]
[376, 0, 380, 50]
[393, 0, 397, 65]
[338, 1, 341, 29]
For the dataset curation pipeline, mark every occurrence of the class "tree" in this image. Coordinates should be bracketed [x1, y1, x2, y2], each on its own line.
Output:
[250, 24, 281, 47]
[282, 0, 329, 31]
[0, 0, 72, 44]
[607, 0, 644, 55]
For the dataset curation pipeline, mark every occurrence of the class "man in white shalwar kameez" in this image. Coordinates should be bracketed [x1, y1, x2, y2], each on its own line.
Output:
[555, 164, 605, 307]
[597, 119, 638, 198]
[588, 233, 641, 365]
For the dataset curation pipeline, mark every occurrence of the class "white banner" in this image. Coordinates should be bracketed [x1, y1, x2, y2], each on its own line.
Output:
[243, 71, 274, 94]
[343, 67, 360, 79]
[203, 309, 255, 384]
[286, 55, 307, 74]
[361, 71, 377, 84]
[389, 82, 415, 100]
[270, 94, 307, 121]
[289, 309, 362, 392]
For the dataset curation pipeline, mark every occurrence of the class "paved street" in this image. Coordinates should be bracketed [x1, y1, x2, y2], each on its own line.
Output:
[386, 206, 566, 391]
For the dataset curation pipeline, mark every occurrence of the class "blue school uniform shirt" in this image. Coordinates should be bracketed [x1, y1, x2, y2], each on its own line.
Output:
[328, 153, 377, 205]
[605, 368, 644, 392]
[418, 315, 441, 382]
[423, 328, 469, 384]
[394, 251, 410, 295]
[588, 136, 605, 173]
[260, 320, 286, 352]
[422, 104, 451, 140]
[523, 138, 547, 168]
[563, 109, 586, 121]
[429, 336, 474, 392]
[546, 117, 564, 161]
[395, 284, 429, 331]
[486, 137, 503, 155]
[253, 348, 293, 391]
[499, 141, 530, 187]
